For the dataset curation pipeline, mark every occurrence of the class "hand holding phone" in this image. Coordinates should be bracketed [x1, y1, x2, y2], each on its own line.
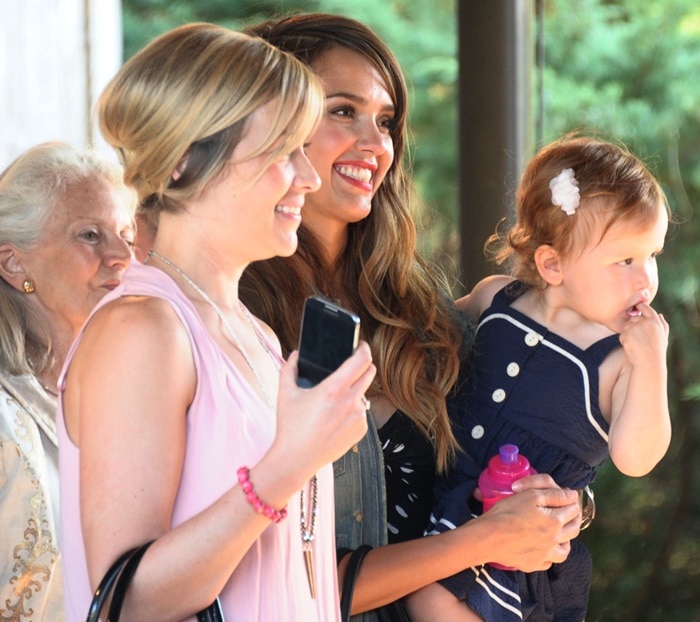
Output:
[296, 296, 361, 388]
[272, 298, 372, 475]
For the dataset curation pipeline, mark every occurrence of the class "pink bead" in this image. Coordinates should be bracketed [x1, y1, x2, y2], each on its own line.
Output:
[237, 465, 287, 523]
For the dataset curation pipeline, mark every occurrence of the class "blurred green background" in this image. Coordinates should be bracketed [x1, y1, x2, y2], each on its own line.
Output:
[121, 1, 700, 620]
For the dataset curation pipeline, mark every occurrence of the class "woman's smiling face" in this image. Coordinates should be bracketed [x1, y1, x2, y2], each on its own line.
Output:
[301, 46, 396, 238]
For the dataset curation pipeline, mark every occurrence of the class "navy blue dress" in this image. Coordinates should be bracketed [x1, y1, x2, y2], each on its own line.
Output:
[428, 281, 620, 621]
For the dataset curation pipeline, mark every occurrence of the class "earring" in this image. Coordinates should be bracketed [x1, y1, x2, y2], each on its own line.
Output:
[22, 279, 35, 294]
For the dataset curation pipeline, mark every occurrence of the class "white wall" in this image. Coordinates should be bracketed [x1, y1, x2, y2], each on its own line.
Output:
[0, 0, 122, 167]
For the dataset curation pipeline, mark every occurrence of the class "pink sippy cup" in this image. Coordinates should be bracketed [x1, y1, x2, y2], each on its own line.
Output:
[478, 443, 536, 570]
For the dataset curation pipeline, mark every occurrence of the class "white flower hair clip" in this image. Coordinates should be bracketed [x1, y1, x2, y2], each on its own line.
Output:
[549, 168, 580, 216]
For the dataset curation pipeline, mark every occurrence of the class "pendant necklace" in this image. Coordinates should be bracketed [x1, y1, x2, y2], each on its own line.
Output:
[147, 250, 319, 598]
[300, 473, 319, 599]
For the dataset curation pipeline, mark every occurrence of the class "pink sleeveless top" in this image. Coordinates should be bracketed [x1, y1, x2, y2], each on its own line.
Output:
[58, 261, 340, 621]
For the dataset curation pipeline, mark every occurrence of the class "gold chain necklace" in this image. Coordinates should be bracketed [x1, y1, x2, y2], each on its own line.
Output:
[147, 250, 319, 598]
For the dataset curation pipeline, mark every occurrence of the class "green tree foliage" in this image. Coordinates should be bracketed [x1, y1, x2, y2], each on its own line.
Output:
[122, 0, 319, 58]
[541, 1, 700, 620]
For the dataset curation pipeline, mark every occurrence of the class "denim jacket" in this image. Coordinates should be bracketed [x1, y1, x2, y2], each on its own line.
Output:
[333, 308, 473, 620]
[334, 413, 387, 622]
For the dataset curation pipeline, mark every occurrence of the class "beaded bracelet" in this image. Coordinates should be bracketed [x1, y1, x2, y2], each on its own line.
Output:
[237, 466, 288, 523]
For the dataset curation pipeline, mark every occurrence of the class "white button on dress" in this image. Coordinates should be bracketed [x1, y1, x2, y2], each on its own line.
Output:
[525, 332, 539, 346]
[492, 388, 506, 403]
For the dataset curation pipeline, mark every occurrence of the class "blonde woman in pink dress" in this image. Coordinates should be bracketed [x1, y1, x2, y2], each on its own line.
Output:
[57, 24, 375, 621]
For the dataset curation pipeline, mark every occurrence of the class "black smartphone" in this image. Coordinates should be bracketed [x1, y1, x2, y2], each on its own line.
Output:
[296, 295, 361, 388]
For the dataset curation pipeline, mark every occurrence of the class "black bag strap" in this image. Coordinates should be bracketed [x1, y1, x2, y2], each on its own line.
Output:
[86, 540, 224, 622]
[340, 544, 373, 622]
[86, 541, 153, 622]
[107, 541, 153, 620]
[197, 597, 225, 622]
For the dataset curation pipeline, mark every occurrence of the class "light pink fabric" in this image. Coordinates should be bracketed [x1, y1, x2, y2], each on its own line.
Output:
[58, 261, 340, 621]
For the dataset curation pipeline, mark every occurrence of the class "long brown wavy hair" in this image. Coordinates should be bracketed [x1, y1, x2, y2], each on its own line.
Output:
[240, 13, 463, 472]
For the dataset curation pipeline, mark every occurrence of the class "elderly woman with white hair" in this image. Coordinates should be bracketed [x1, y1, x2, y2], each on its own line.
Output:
[0, 141, 135, 620]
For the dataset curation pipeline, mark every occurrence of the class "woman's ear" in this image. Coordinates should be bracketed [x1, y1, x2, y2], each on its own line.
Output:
[0, 244, 28, 290]
[534, 244, 563, 286]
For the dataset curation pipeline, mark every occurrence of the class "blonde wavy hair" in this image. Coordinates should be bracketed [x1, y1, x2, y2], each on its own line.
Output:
[98, 23, 324, 229]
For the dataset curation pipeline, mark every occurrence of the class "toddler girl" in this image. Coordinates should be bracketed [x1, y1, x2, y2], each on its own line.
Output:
[407, 135, 672, 621]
